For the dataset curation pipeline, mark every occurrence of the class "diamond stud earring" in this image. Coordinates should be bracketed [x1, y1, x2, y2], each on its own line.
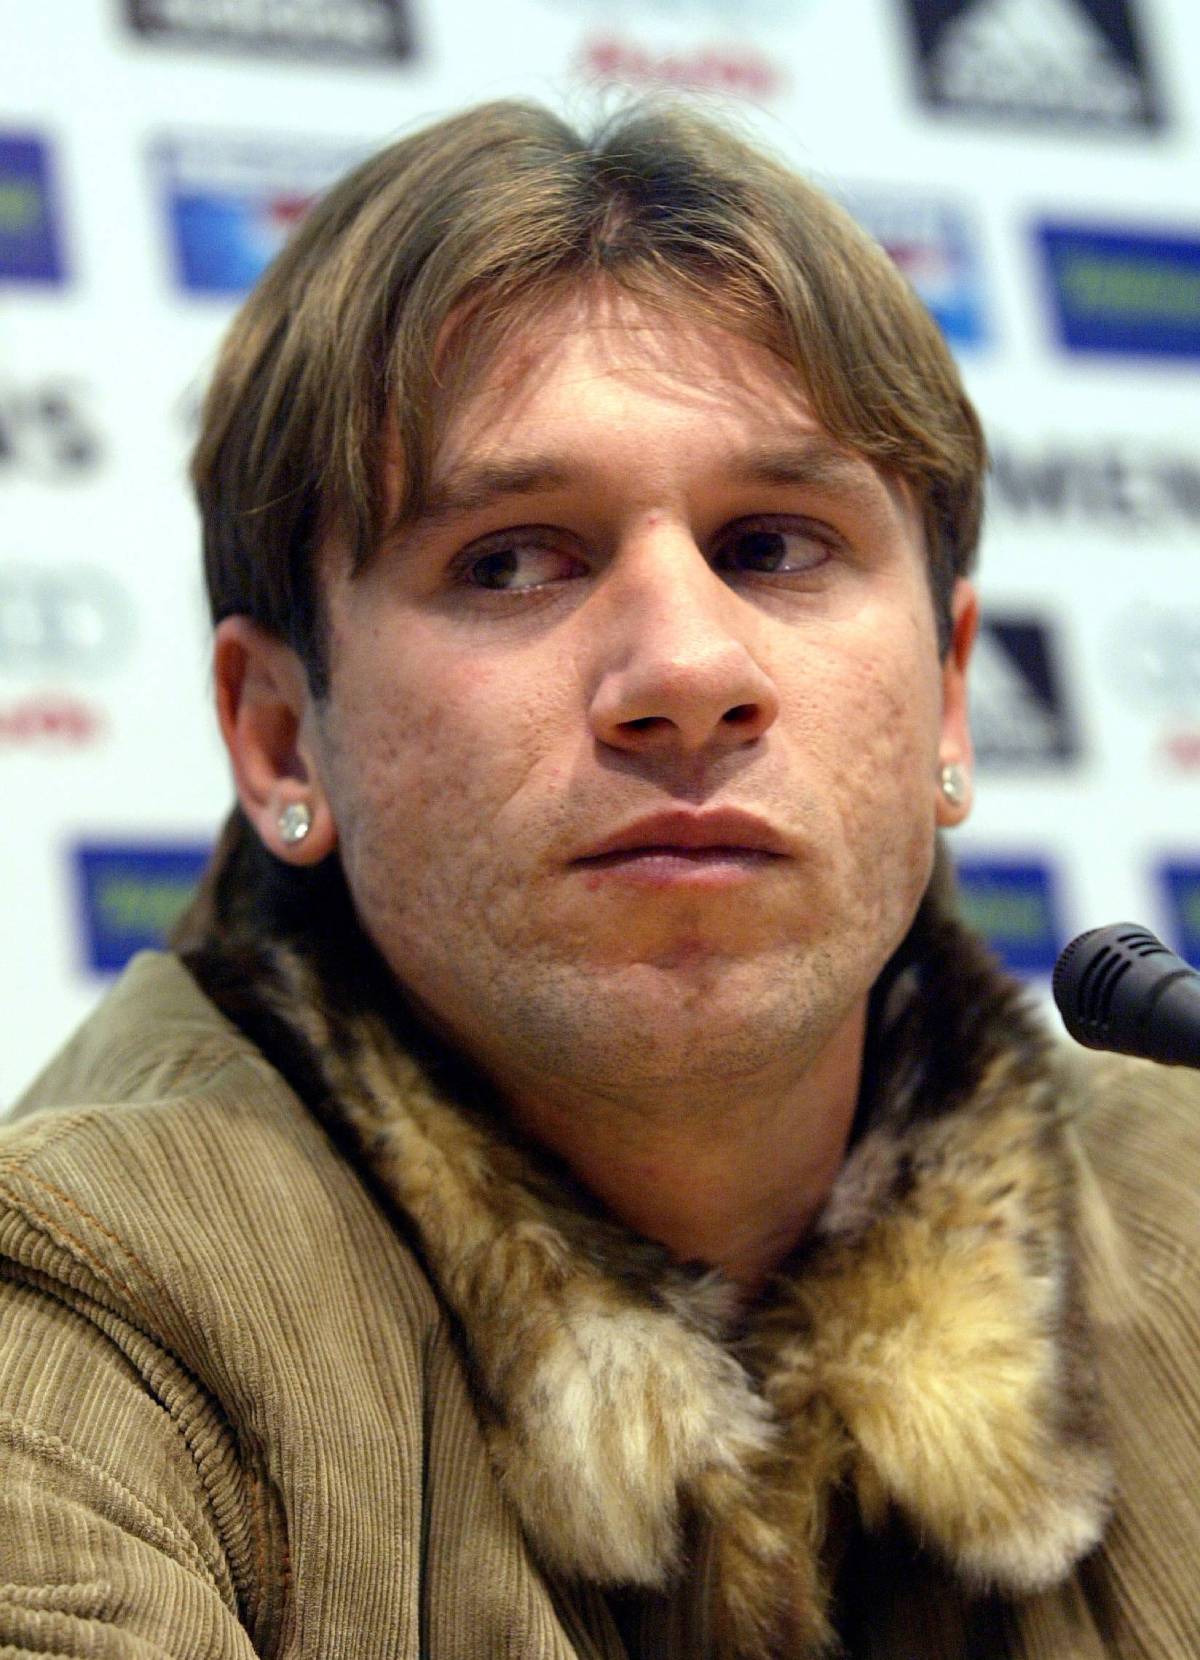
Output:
[939, 762, 968, 807]
[278, 801, 313, 845]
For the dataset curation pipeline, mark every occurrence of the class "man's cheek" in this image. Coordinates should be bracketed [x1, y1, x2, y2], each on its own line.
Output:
[836, 722, 937, 917]
[351, 688, 476, 813]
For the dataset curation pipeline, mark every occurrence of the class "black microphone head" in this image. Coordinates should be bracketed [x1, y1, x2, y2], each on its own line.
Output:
[1053, 923, 1200, 1065]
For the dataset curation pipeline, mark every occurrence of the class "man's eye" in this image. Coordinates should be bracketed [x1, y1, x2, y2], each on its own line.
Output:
[462, 541, 582, 591]
[716, 522, 832, 574]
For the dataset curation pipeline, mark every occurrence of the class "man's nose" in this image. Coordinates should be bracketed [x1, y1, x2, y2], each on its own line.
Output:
[586, 535, 780, 758]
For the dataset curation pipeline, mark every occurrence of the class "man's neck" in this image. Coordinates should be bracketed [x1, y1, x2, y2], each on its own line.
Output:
[500, 999, 868, 1297]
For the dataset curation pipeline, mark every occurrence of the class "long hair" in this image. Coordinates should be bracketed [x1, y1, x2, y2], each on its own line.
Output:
[191, 98, 984, 698]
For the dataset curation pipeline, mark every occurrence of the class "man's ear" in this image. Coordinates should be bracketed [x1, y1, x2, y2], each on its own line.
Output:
[213, 616, 337, 864]
[936, 578, 979, 828]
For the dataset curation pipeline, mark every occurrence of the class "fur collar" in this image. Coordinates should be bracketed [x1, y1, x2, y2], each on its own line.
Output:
[180, 817, 1111, 1657]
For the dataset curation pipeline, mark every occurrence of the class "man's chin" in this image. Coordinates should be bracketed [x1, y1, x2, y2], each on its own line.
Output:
[549, 878, 801, 955]
[540, 954, 833, 1081]
[414, 937, 849, 1100]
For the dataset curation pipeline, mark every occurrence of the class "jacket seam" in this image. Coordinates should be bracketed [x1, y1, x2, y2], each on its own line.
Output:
[0, 1173, 163, 1334]
[0, 1413, 227, 1592]
[0, 1254, 259, 1628]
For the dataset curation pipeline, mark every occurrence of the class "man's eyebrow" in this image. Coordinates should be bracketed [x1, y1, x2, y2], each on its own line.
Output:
[398, 456, 576, 536]
[387, 440, 896, 545]
[728, 442, 891, 504]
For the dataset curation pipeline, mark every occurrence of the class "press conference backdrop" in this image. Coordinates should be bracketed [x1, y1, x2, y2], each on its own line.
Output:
[4, 0, 1200, 1106]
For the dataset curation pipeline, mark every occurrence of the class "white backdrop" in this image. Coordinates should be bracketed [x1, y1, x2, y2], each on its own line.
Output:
[4, 0, 1200, 1104]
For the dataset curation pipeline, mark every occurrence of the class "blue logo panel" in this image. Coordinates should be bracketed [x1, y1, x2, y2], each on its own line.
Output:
[74, 843, 212, 974]
[1038, 223, 1200, 358]
[1158, 862, 1200, 968]
[954, 857, 1063, 977]
[846, 192, 989, 350]
[155, 136, 362, 297]
[168, 190, 295, 295]
[0, 133, 65, 284]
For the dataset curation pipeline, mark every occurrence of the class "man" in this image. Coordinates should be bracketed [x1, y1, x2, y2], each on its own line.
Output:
[2, 100, 1197, 1659]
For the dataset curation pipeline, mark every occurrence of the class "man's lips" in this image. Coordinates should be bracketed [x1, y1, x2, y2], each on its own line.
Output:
[572, 809, 791, 865]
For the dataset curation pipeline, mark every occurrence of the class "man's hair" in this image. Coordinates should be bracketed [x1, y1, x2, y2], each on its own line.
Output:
[192, 99, 985, 695]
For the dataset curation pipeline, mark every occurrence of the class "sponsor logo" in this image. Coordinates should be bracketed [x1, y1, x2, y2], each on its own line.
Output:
[74, 843, 212, 974]
[972, 617, 1079, 768]
[1115, 607, 1200, 712]
[1161, 736, 1200, 768]
[1037, 223, 1200, 359]
[902, 0, 1162, 129]
[549, 0, 809, 18]
[0, 693, 104, 747]
[0, 132, 66, 285]
[0, 382, 101, 478]
[125, 0, 413, 61]
[954, 856, 1064, 977]
[577, 36, 785, 98]
[0, 566, 135, 678]
[154, 133, 364, 297]
[841, 191, 988, 349]
[989, 439, 1200, 533]
[1111, 606, 1200, 769]
[1159, 862, 1200, 968]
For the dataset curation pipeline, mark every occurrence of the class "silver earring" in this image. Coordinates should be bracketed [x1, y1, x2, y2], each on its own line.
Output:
[939, 762, 968, 806]
[278, 801, 313, 845]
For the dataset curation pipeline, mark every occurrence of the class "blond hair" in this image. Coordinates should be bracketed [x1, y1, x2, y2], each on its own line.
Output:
[192, 99, 984, 694]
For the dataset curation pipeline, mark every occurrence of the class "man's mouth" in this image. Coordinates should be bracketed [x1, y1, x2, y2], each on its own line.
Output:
[573, 809, 790, 885]
[580, 844, 779, 868]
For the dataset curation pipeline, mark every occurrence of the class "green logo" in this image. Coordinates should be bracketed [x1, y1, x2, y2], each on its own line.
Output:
[1063, 254, 1200, 323]
[0, 181, 41, 235]
[96, 872, 197, 938]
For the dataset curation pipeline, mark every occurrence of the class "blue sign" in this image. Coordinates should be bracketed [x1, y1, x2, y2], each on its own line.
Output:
[74, 843, 212, 974]
[0, 133, 65, 284]
[845, 191, 990, 350]
[155, 134, 362, 297]
[1038, 223, 1200, 358]
[954, 857, 1063, 978]
[1158, 862, 1200, 968]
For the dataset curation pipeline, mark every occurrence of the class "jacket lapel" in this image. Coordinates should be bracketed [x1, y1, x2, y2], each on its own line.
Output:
[182, 827, 1111, 1659]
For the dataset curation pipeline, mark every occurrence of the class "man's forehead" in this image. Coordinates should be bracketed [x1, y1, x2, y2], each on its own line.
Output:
[443, 285, 798, 412]
[396, 284, 917, 533]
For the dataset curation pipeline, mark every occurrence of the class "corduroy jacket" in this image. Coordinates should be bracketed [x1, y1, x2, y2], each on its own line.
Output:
[3, 906, 1200, 1656]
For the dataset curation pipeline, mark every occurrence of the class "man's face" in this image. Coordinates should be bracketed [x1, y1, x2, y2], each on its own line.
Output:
[304, 288, 973, 1103]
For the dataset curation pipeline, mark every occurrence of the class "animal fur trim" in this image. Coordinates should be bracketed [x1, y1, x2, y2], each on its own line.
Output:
[180, 822, 1112, 1658]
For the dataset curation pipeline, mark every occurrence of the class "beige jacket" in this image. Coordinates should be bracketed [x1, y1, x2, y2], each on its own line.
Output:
[2, 929, 1200, 1658]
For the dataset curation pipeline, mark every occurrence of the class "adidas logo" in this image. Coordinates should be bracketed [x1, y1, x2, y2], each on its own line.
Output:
[972, 624, 1074, 764]
[930, 0, 1149, 123]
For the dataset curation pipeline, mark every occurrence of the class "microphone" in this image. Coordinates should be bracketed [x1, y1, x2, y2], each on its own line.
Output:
[1052, 923, 1200, 1068]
